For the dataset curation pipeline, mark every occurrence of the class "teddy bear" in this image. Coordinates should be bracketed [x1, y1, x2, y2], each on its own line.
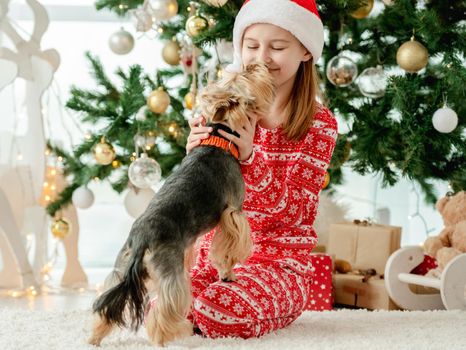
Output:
[423, 191, 466, 275]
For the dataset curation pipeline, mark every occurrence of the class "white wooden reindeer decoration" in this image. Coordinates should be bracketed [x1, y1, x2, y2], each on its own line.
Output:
[0, 0, 87, 290]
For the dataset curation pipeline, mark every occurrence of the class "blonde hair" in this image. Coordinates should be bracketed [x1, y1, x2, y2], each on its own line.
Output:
[282, 58, 322, 141]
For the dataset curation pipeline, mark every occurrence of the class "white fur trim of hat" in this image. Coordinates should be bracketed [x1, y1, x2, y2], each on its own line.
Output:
[226, 0, 324, 72]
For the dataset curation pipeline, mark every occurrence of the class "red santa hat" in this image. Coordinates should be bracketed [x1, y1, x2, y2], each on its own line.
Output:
[227, 0, 324, 72]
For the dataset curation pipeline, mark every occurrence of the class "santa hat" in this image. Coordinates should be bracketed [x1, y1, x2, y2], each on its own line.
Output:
[226, 0, 324, 72]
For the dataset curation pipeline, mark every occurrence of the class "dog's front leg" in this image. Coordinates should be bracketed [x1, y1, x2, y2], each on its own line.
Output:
[209, 206, 253, 282]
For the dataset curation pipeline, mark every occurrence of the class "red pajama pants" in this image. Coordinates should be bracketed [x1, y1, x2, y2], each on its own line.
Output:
[188, 231, 313, 339]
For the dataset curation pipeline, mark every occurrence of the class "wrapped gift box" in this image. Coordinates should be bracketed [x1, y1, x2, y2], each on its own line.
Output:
[332, 274, 399, 310]
[305, 253, 333, 311]
[327, 222, 402, 310]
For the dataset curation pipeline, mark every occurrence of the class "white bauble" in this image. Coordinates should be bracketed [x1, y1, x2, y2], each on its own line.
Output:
[128, 153, 162, 189]
[124, 188, 155, 218]
[109, 28, 134, 55]
[432, 107, 458, 133]
[71, 186, 95, 209]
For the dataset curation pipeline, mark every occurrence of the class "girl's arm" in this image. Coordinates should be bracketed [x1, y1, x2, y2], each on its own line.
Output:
[241, 108, 338, 226]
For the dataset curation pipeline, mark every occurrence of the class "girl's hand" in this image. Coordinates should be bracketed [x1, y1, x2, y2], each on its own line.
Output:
[218, 113, 258, 162]
[186, 116, 213, 154]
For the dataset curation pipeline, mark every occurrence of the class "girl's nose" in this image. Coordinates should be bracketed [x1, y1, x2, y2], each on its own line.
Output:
[259, 48, 272, 64]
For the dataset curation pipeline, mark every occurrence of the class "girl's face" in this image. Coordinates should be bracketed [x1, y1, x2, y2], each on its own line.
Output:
[241, 23, 311, 89]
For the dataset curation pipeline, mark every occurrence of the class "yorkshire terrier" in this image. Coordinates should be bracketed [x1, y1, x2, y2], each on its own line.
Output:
[88, 63, 275, 347]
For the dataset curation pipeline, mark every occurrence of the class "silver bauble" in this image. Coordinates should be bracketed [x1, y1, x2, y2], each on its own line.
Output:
[109, 28, 135, 55]
[357, 66, 387, 98]
[326, 55, 358, 87]
[128, 153, 162, 189]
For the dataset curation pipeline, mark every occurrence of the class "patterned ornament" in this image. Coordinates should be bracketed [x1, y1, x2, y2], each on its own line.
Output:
[51, 218, 70, 239]
[351, 0, 374, 19]
[130, 6, 153, 32]
[128, 153, 162, 189]
[149, 0, 178, 21]
[432, 106, 458, 133]
[108, 28, 134, 55]
[326, 55, 358, 87]
[186, 14, 208, 37]
[147, 87, 171, 114]
[357, 66, 387, 98]
[322, 172, 330, 189]
[203, 0, 228, 7]
[162, 40, 181, 65]
[396, 37, 428, 73]
[71, 186, 95, 209]
[93, 138, 116, 165]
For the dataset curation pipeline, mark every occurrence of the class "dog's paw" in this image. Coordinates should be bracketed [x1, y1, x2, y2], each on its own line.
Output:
[88, 336, 102, 347]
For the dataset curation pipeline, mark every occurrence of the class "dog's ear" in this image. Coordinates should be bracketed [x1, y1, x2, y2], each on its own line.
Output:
[211, 96, 240, 123]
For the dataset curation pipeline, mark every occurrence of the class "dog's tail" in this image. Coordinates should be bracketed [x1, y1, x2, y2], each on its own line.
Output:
[92, 244, 147, 330]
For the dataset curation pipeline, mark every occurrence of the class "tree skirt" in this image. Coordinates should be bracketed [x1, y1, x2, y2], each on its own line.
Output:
[1, 308, 465, 350]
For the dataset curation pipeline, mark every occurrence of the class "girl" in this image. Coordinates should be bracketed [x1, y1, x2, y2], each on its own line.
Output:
[186, 0, 337, 339]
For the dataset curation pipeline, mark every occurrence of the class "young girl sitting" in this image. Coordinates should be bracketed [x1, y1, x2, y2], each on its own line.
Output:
[185, 0, 338, 339]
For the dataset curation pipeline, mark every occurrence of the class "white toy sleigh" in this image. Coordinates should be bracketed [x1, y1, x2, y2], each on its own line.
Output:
[385, 246, 466, 310]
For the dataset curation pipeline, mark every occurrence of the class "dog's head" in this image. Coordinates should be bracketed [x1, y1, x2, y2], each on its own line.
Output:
[200, 63, 275, 131]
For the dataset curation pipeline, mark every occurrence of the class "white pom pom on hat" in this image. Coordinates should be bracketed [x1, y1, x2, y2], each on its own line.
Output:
[227, 0, 324, 72]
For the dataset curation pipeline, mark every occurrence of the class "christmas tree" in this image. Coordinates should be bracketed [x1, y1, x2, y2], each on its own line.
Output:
[48, 0, 465, 217]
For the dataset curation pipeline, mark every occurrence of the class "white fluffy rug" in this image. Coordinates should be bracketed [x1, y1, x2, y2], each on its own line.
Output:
[1, 308, 465, 350]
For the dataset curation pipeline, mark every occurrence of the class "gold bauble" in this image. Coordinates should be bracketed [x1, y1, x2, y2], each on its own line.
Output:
[185, 15, 208, 37]
[51, 218, 70, 239]
[147, 87, 171, 114]
[396, 37, 429, 73]
[162, 40, 181, 65]
[184, 92, 195, 110]
[350, 0, 374, 19]
[93, 139, 116, 165]
[322, 172, 330, 189]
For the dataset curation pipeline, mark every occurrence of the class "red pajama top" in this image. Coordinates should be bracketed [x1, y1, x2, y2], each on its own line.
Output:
[239, 104, 338, 277]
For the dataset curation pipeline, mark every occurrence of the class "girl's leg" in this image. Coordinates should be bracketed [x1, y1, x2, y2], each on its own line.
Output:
[192, 262, 311, 338]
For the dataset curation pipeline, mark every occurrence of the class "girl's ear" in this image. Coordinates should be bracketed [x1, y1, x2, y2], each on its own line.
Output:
[302, 51, 312, 62]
